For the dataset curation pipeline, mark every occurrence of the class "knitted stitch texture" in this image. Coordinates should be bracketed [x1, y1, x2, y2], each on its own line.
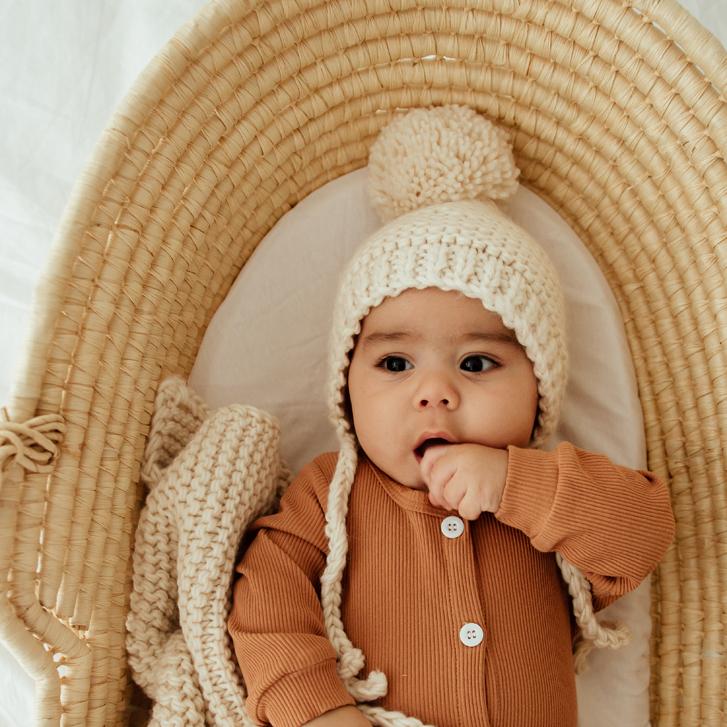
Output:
[126, 376, 291, 725]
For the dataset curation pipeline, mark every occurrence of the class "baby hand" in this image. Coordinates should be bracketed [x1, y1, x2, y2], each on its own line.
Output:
[419, 443, 508, 520]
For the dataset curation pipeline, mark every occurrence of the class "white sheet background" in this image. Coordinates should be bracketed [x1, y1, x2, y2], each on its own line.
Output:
[0, 2, 724, 726]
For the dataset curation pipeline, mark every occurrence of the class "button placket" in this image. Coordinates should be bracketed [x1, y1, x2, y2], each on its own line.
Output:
[437, 513, 490, 724]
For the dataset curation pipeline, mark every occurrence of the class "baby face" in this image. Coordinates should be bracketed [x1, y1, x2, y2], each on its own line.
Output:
[347, 287, 539, 489]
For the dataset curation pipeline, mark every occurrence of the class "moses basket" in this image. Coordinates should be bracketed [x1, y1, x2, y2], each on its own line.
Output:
[1, 0, 725, 724]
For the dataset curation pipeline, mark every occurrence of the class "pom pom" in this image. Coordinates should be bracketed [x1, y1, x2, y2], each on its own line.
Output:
[368, 104, 520, 223]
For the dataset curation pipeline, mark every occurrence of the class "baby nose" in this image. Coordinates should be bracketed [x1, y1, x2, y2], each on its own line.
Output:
[415, 372, 459, 410]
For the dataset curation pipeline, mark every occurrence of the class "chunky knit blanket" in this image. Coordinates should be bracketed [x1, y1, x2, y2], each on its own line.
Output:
[126, 376, 292, 725]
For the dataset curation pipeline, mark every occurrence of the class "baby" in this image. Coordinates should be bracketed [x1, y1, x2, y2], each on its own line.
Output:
[227, 105, 675, 727]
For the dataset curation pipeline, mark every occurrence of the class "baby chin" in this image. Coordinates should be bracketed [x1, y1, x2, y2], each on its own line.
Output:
[384, 451, 431, 490]
[358, 446, 423, 490]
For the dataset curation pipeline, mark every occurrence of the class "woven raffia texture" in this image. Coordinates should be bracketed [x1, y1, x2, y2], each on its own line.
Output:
[0, 0, 725, 725]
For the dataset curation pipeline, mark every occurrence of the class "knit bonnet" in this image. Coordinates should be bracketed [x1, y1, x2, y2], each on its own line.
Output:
[318, 105, 629, 720]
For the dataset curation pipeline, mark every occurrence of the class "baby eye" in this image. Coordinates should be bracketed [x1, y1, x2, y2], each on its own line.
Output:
[376, 356, 412, 373]
[461, 355, 498, 373]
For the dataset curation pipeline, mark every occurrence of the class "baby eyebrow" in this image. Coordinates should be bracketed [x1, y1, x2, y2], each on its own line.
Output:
[361, 330, 520, 348]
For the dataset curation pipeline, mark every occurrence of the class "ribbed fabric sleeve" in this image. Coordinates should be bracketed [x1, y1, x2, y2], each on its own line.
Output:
[229, 445, 675, 726]
[497, 441, 676, 610]
[227, 459, 355, 725]
[258, 660, 356, 727]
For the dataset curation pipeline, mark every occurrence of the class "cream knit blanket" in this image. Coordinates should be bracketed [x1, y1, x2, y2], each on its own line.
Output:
[126, 376, 291, 725]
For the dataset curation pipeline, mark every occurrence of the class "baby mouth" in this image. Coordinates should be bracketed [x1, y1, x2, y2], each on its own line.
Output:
[414, 437, 453, 462]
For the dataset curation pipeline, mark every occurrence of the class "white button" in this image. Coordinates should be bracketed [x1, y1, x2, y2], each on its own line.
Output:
[441, 515, 465, 539]
[459, 622, 485, 647]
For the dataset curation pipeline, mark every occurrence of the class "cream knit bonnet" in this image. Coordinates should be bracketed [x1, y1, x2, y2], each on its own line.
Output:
[319, 105, 630, 724]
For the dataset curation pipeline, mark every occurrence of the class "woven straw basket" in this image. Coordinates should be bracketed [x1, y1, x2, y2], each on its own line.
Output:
[1, 0, 725, 724]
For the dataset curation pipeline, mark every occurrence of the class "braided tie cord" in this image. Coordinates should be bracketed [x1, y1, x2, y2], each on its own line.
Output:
[359, 704, 436, 726]
[320, 432, 431, 726]
[0, 409, 66, 474]
[555, 552, 631, 675]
